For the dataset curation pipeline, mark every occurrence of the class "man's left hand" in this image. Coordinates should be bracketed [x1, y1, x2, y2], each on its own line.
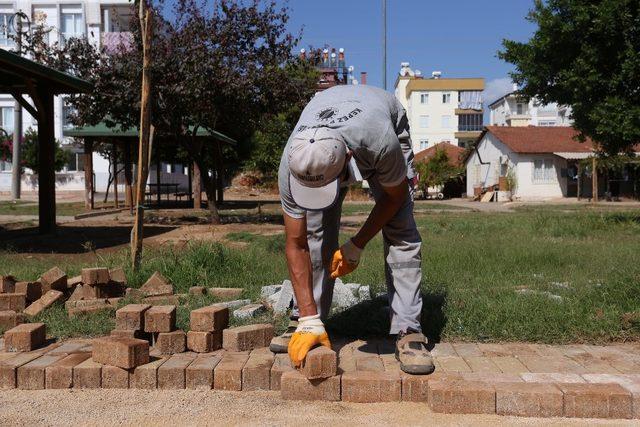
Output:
[330, 239, 362, 279]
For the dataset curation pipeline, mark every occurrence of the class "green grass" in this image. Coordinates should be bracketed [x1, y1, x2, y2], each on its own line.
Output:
[0, 201, 88, 216]
[1, 207, 640, 343]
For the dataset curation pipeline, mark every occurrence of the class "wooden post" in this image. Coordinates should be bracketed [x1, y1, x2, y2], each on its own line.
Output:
[113, 144, 119, 208]
[36, 89, 56, 234]
[576, 162, 582, 201]
[592, 157, 599, 203]
[192, 161, 201, 208]
[84, 139, 94, 210]
[131, 3, 153, 269]
[124, 141, 133, 214]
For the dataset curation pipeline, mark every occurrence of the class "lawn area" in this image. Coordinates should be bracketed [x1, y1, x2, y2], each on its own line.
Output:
[0, 201, 88, 217]
[1, 204, 639, 343]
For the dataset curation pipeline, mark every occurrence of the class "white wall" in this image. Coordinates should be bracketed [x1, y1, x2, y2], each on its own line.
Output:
[489, 95, 573, 127]
[407, 89, 459, 153]
[514, 154, 567, 199]
[465, 132, 510, 196]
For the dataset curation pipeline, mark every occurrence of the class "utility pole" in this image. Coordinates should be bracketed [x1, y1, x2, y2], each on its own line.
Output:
[11, 12, 26, 200]
[382, 0, 387, 90]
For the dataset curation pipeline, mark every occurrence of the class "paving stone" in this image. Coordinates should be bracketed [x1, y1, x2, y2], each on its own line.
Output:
[67, 275, 82, 289]
[0, 348, 57, 389]
[214, 351, 249, 391]
[40, 267, 68, 292]
[243, 348, 274, 391]
[521, 372, 586, 383]
[17, 354, 66, 390]
[402, 372, 462, 402]
[342, 371, 401, 402]
[0, 293, 26, 312]
[45, 353, 91, 389]
[190, 305, 229, 332]
[518, 355, 586, 374]
[233, 303, 266, 320]
[208, 287, 243, 300]
[301, 346, 337, 379]
[109, 268, 127, 285]
[189, 286, 207, 296]
[92, 337, 149, 369]
[452, 343, 483, 357]
[461, 372, 523, 383]
[280, 370, 341, 401]
[489, 356, 529, 374]
[80, 267, 109, 286]
[72, 357, 102, 388]
[477, 343, 512, 357]
[355, 356, 384, 372]
[567, 351, 621, 374]
[130, 357, 167, 389]
[111, 329, 151, 340]
[67, 304, 115, 318]
[116, 304, 151, 331]
[429, 342, 458, 357]
[558, 382, 633, 419]
[270, 353, 294, 391]
[503, 343, 542, 357]
[186, 353, 222, 390]
[0, 275, 16, 293]
[4, 323, 46, 352]
[47, 341, 91, 356]
[155, 330, 186, 355]
[214, 299, 252, 310]
[222, 324, 274, 352]
[463, 356, 502, 373]
[143, 295, 180, 305]
[158, 353, 196, 389]
[24, 290, 64, 317]
[582, 374, 640, 418]
[187, 331, 213, 353]
[0, 310, 25, 330]
[380, 353, 401, 372]
[436, 356, 472, 373]
[494, 381, 563, 417]
[14, 281, 42, 302]
[144, 305, 176, 333]
[428, 379, 496, 414]
[101, 364, 130, 388]
[79, 284, 103, 299]
[140, 272, 173, 297]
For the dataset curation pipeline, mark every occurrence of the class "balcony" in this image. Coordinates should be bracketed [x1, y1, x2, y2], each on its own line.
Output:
[101, 31, 133, 53]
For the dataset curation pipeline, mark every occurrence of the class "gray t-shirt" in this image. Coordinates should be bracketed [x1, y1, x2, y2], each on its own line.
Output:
[278, 85, 415, 218]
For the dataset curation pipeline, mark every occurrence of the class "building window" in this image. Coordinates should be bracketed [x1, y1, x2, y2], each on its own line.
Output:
[441, 115, 451, 129]
[533, 159, 555, 183]
[1, 106, 14, 135]
[442, 92, 451, 104]
[420, 93, 429, 104]
[516, 102, 527, 115]
[419, 140, 428, 150]
[62, 100, 76, 129]
[538, 120, 556, 127]
[0, 12, 15, 47]
[419, 115, 429, 128]
[61, 6, 84, 47]
[458, 113, 483, 132]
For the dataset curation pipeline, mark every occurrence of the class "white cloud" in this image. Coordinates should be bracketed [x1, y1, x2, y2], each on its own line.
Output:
[484, 77, 515, 106]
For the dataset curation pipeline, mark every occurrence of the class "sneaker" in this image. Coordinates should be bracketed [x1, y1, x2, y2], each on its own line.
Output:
[269, 320, 298, 353]
[395, 328, 435, 375]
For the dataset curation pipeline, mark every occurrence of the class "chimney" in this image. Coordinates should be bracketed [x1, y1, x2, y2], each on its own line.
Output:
[322, 48, 329, 66]
[338, 47, 345, 61]
[360, 72, 367, 85]
[299, 48, 306, 60]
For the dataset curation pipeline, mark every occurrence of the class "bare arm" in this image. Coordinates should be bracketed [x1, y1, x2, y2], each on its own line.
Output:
[351, 179, 408, 249]
[283, 213, 317, 318]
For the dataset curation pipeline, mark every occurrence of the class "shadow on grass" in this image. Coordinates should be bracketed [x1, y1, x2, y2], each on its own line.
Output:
[326, 290, 448, 348]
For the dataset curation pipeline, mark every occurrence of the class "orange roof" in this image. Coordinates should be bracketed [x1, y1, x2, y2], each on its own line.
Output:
[414, 142, 465, 167]
[483, 126, 595, 153]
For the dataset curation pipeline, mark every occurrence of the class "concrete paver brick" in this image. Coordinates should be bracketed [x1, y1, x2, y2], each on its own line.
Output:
[14, 281, 42, 302]
[144, 305, 176, 333]
[17, 354, 66, 390]
[24, 290, 64, 316]
[158, 353, 196, 389]
[41, 267, 67, 292]
[0, 293, 26, 312]
[4, 323, 46, 352]
[489, 356, 529, 374]
[463, 357, 502, 373]
[67, 304, 115, 318]
[155, 330, 186, 355]
[495, 381, 563, 417]
[280, 370, 341, 401]
[582, 374, 640, 418]
[45, 353, 91, 389]
[428, 380, 496, 414]
[116, 304, 151, 331]
[518, 355, 586, 374]
[478, 343, 512, 357]
[189, 286, 206, 296]
[342, 371, 401, 403]
[187, 331, 213, 353]
[214, 351, 249, 391]
[430, 342, 458, 357]
[208, 287, 243, 300]
[301, 346, 337, 379]
[111, 329, 150, 340]
[452, 343, 483, 357]
[0, 310, 25, 330]
[558, 382, 633, 419]
[80, 268, 109, 286]
[0, 275, 16, 293]
[190, 305, 229, 332]
[186, 353, 222, 390]
[222, 324, 273, 352]
[568, 352, 622, 374]
[109, 268, 127, 285]
[131, 357, 167, 389]
[271, 353, 294, 391]
[436, 356, 472, 373]
[101, 364, 130, 388]
[0, 350, 51, 389]
[140, 272, 173, 297]
[355, 356, 384, 372]
[503, 343, 543, 357]
[461, 372, 523, 383]
[242, 349, 274, 391]
[92, 337, 149, 369]
[72, 358, 102, 388]
[521, 372, 586, 383]
[402, 372, 462, 402]
[143, 295, 181, 305]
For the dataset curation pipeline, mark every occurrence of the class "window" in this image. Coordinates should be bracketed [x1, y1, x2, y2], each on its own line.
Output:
[458, 113, 483, 131]
[441, 115, 451, 129]
[419, 115, 429, 128]
[533, 159, 555, 183]
[538, 121, 556, 127]
[0, 12, 15, 46]
[420, 93, 429, 104]
[516, 102, 527, 115]
[442, 92, 451, 104]
[62, 100, 76, 129]
[61, 7, 84, 46]
[1, 106, 13, 135]
[419, 140, 428, 150]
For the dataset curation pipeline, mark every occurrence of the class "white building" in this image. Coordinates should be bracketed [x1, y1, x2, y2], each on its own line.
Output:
[488, 87, 572, 127]
[394, 62, 484, 151]
[0, 0, 144, 194]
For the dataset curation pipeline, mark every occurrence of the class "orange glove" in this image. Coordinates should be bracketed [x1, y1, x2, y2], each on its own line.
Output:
[330, 239, 362, 279]
[288, 314, 331, 367]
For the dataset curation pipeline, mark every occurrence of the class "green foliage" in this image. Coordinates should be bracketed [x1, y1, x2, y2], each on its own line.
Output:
[504, 166, 517, 192]
[415, 148, 463, 194]
[499, 0, 640, 155]
[19, 129, 69, 173]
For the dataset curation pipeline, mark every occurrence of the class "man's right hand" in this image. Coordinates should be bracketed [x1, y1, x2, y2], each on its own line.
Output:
[288, 314, 331, 367]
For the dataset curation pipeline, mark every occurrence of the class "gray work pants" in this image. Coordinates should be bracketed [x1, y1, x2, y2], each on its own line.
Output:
[292, 179, 423, 335]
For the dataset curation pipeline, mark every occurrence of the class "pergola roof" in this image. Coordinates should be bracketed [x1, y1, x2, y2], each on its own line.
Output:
[63, 122, 236, 144]
[0, 48, 92, 94]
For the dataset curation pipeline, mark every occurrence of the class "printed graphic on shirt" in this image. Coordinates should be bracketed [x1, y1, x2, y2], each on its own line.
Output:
[297, 101, 364, 133]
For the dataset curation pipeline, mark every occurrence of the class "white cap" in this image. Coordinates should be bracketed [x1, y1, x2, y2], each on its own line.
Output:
[288, 127, 347, 211]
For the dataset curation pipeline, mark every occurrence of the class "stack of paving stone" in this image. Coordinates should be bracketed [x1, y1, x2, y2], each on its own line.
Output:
[187, 305, 229, 352]
[65, 267, 127, 317]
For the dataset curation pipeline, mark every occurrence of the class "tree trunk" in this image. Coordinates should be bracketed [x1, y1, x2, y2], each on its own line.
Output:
[192, 161, 201, 208]
[196, 159, 220, 224]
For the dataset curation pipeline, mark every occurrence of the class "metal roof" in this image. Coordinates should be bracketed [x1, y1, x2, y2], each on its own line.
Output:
[0, 48, 92, 94]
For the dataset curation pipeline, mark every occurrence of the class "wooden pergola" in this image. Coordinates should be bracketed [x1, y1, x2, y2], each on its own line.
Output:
[63, 123, 236, 211]
[0, 48, 92, 234]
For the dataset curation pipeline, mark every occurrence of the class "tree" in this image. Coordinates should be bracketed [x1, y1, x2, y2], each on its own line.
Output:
[19, 129, 68, 173]
[414, 148, 463, 196]
[499, 0, 640, 155]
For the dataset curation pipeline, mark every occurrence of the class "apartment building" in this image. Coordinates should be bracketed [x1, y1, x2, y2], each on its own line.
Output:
[0, 0, 132, 191]
[488, 87, 572, 127]
[394, 62, 484, 152]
